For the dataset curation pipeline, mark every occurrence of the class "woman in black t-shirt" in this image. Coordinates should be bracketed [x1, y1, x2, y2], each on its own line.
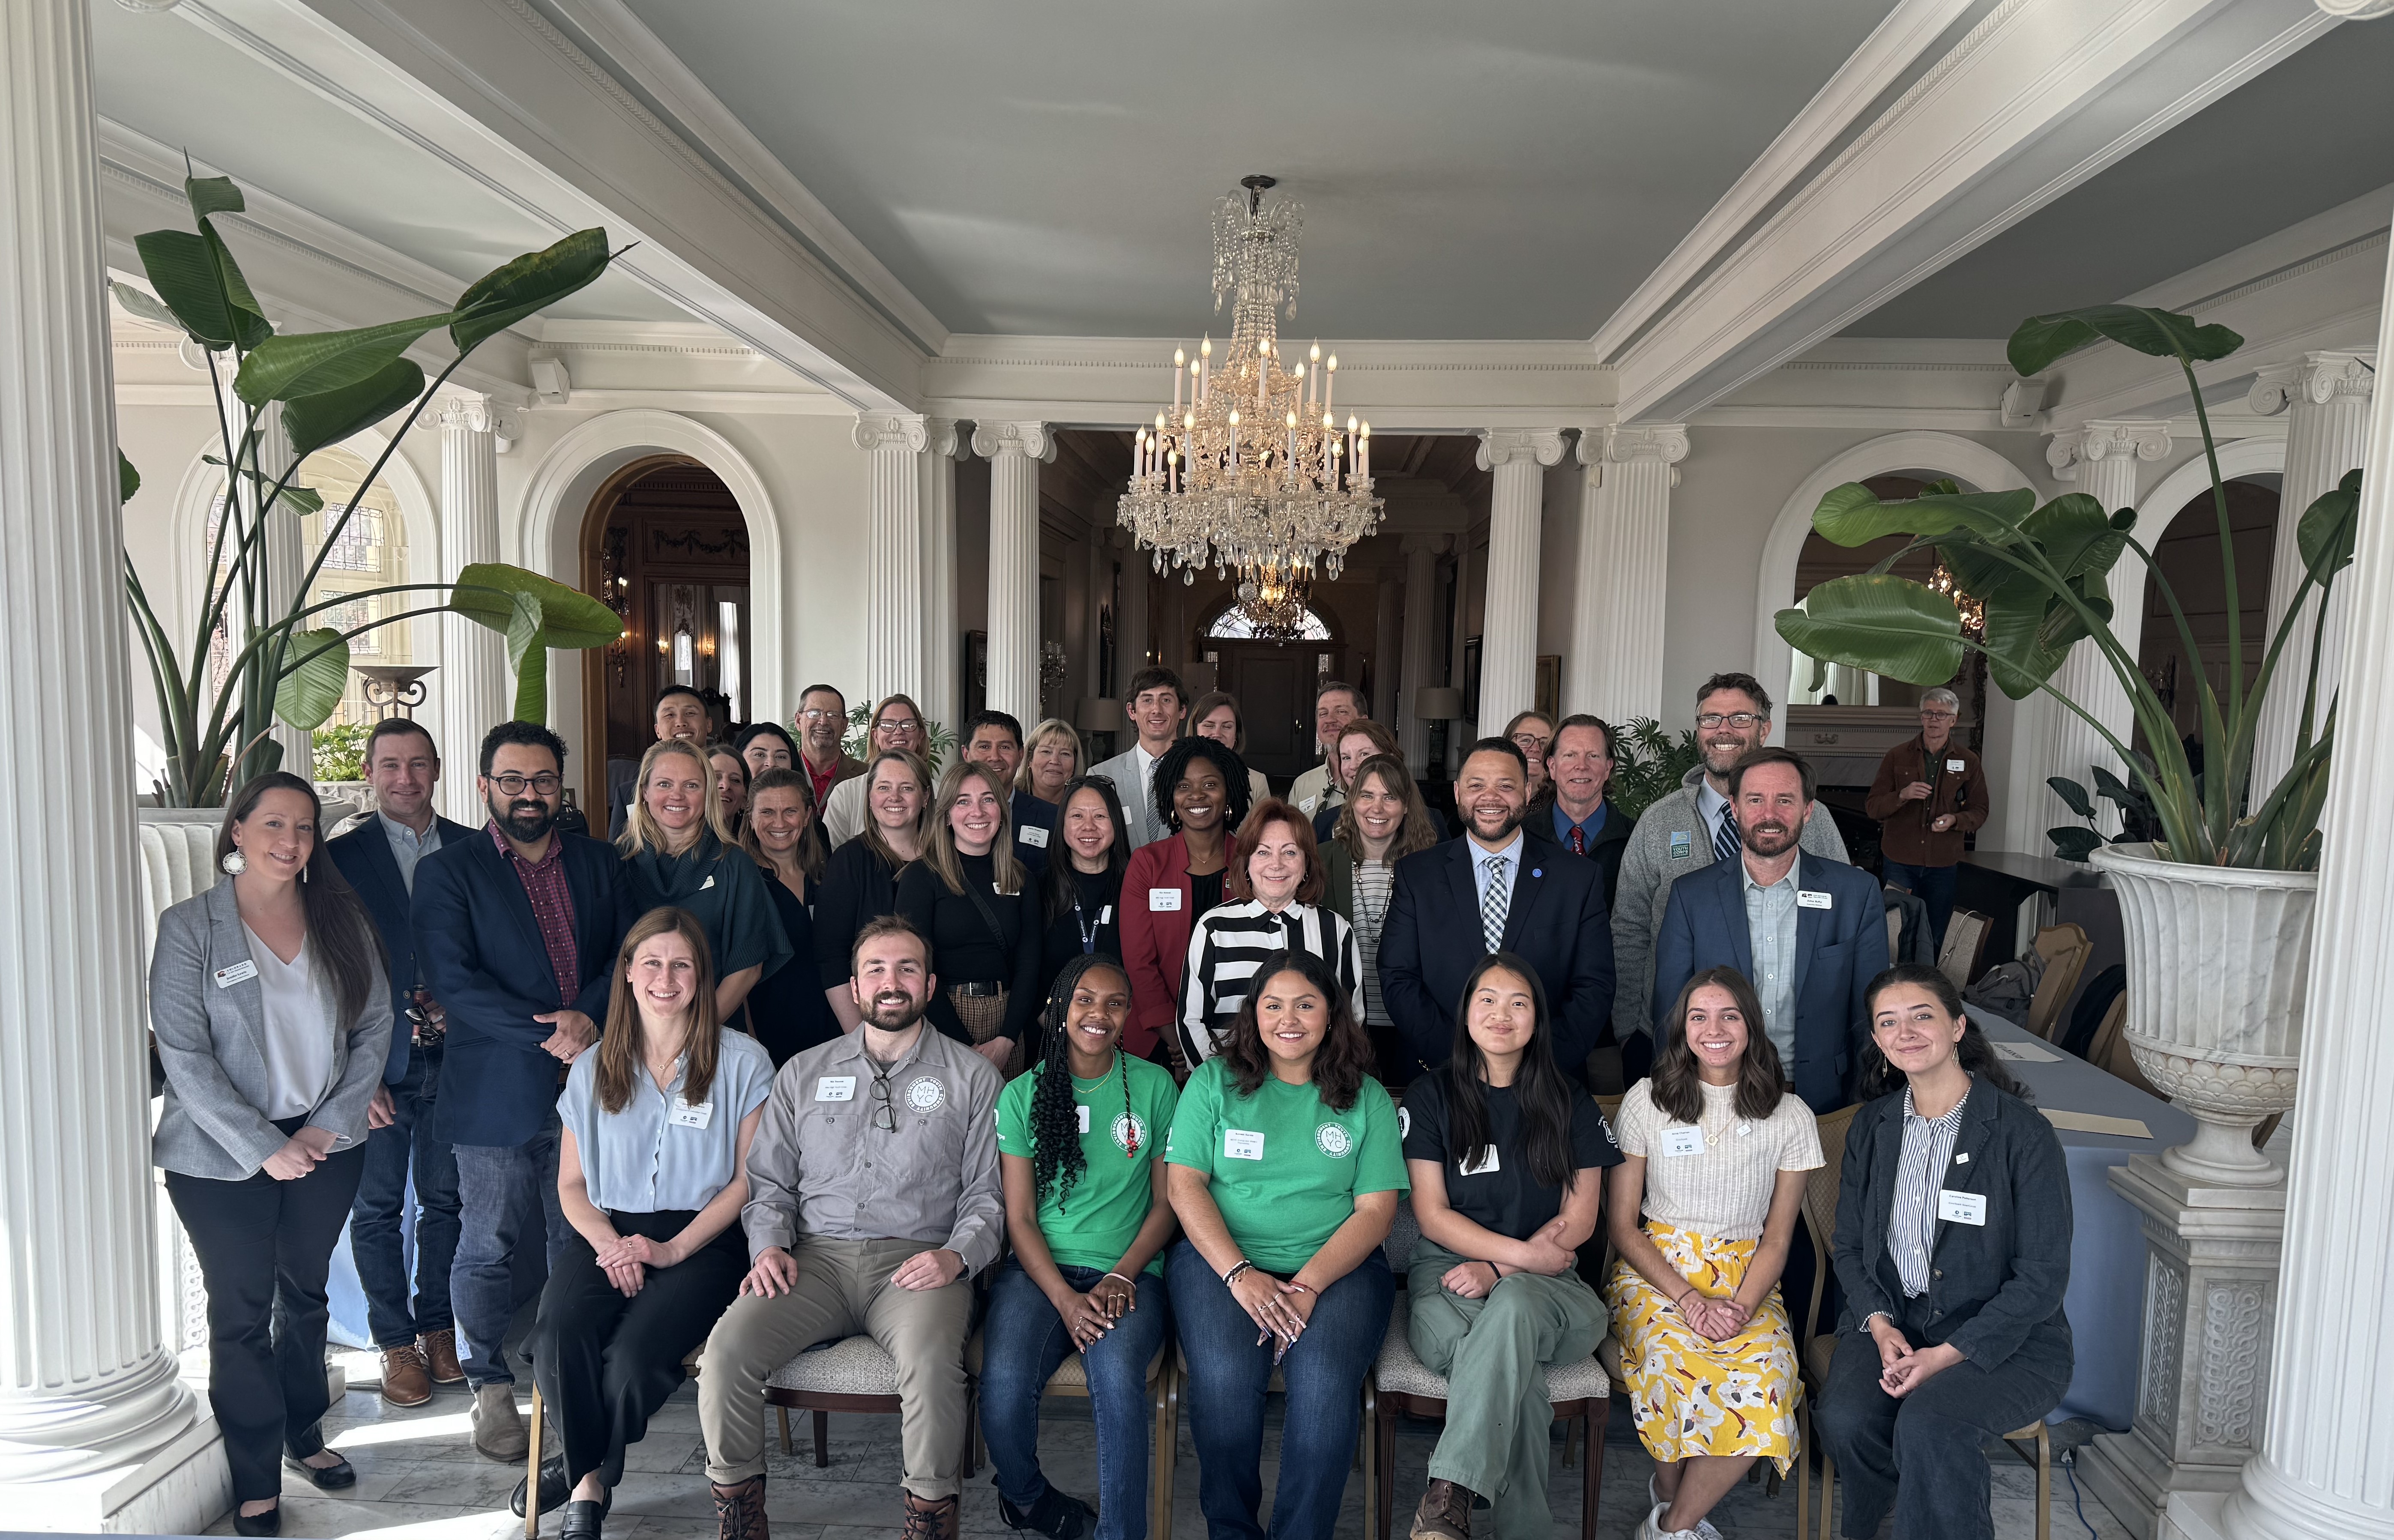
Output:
[1399, 952, 1621, 1540]
[894, 761, 1043, 1075]
[1035, 776, 1130, 1012]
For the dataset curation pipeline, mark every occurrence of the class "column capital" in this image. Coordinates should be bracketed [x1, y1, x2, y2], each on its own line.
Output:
[853, 411, 930, 455]
[1578, 422, 1690, 467]
[435, 392, 518, 447]
[973, 419, 1056, 462]
[1474, 428, 1567, 471]
[1400, 533, 1451, 557]
[2047, 419, 2171, 480]
[2247, 350, 2377, 416]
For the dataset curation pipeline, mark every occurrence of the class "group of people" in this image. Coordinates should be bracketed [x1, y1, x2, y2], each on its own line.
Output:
[146, 662, 2060, 1540]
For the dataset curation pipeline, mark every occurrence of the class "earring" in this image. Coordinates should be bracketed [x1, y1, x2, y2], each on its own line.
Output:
[220, 849, 247, 876]
[300, 861, 310, 884]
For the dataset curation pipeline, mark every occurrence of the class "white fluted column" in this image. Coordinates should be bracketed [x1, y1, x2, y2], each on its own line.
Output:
[2044, 419, 2169, 833]
[919, 419, 963, 734]
[0, 0, 210, 1525]
[254, 409, 315, 777]
[1400, 535, 1447, 777]
[973, 421, 1052, 728]
[1570, 423, 1687, 727]
[2245, 353, 2373, 794]
[856, 412, 931, 707]
[1372, 570, 1403, 725]
[436, 396, 509, 819]
[1474, 429, 1565, 733]
[1113, 529, 1151, 687]
[2174, 209, 2394, 1540]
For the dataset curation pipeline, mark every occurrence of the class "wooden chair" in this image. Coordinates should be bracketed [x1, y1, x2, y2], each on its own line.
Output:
[1368, 1199, 1607, 1540]
[766, 1333, 979, 1479]
[2084, 993, 2129, 1075]
[1793, 1106, 2050, 1540]
[2022, 924, 2094, 1042]
[965, 1334, 1179, 1540]
[1936, 910, 1991, 989]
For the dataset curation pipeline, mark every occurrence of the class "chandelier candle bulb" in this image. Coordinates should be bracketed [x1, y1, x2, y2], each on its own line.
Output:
[1325, 353, 1335, 413]
[1173, 351, 1184, 413]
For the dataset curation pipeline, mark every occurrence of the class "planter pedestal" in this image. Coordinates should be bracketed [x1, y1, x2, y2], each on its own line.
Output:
[2078, 1157, 2284, 1540]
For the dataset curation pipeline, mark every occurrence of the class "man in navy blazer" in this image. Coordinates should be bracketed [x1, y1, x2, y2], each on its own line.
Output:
[1651, 747, 1887, 1112]
[327, 720, 477, 1406]
[1379, 737, 1614, 1084]
[413, 720, 634, 1462]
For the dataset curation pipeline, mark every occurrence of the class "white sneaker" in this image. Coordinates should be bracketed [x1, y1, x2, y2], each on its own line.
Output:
[1641, 1483, 1724, 1540]
[1635, 1503, 1702, 1540]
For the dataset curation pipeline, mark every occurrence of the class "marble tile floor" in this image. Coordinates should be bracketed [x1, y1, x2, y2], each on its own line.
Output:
[203, 1360, 2137, 1540]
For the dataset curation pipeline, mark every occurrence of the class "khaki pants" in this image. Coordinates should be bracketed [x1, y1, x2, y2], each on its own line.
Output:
[697, 1236, 975, 1498]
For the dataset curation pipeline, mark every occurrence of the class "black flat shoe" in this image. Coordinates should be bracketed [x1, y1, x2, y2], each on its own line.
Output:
[561, 1498, 606, 1540]
[283, 1451, 355, 1490]
[233, 1505, 280, 1537]
[511, 1456, 572, 1518]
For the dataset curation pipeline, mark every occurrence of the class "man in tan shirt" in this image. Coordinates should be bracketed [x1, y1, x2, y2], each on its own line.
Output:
[1863, 688, 1990, 948]
[696, 916, 1001, 1540]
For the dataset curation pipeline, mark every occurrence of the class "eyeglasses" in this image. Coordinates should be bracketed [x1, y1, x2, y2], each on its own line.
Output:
[868, 1071, 897, 1133]
[797, 708, 841, 722]
[878, 719, 922, 734]
[488, 773, 562, 795]
[1510, 733, 1549, 750]
[1920, 709, 1959, 721]
[1695, 713, 1765, 730]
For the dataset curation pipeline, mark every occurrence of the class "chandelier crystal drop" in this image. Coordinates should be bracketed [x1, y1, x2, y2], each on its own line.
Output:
[1117, 176, 1383, 598]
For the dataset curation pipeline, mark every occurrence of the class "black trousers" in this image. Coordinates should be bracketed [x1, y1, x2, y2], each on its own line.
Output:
[529, 1209, 746, 1488]
[164, 1124, 368, 1502]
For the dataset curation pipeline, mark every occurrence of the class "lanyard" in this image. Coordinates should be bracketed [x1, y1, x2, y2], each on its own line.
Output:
[1074, 897, 1111, 954]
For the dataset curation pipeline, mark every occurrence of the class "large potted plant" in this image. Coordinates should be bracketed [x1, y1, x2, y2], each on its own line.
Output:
[1777, 305, 2357, 1187]
[115, 170, 627, 807]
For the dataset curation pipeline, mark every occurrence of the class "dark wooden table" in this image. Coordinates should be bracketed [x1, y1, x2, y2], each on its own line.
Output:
[1955, 850, 2109, 971]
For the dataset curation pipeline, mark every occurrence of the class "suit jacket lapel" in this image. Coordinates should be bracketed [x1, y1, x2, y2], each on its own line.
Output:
[1931, 1076, 1997, 1263]
[206, 881, 270, 1066]
[1792, 852, 1822, 1008]
[1711, 862, 1754, 977]
[345, 823, 410, 922]
[1501, 847, 1544, 951]
[481, 835, 559, 998]
[1449, 840, 1487, 943]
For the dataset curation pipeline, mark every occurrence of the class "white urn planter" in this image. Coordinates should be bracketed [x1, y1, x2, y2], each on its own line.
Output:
[2088, 842, 2315, 1187]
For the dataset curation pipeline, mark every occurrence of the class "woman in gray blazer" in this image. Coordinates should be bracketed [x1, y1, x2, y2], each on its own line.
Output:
[1814, 963, 2072, 1540]
[150, 772, 392, 1537]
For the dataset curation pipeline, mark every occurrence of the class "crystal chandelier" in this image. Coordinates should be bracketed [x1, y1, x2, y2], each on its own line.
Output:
[1927, 559, 1987, 637]
[1117, 175, 1382, 590]
[1237, 561, 1314, 638]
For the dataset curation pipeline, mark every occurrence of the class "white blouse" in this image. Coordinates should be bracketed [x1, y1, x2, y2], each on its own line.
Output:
[245, 926, 335, 1121]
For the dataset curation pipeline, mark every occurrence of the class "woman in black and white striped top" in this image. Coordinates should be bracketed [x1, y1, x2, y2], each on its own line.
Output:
[1319, 753, 1440, 1086]
[1177, 798, 1363, 1068]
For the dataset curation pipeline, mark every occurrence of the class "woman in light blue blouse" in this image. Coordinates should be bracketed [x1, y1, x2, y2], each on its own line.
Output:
[524, 908, 774, 1538]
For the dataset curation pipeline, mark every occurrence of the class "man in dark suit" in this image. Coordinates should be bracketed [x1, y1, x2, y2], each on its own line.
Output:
[1379, 737, 1615, 1082]
[415, 720, 633, 1462]
[328, 721, 477, 1409]
[1651, 747, 1888, 1112]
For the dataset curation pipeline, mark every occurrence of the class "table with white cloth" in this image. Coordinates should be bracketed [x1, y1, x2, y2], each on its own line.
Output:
[1959, 1004, 2193, 1431]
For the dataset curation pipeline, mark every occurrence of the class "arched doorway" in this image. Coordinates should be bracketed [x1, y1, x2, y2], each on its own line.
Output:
[1197, 596, 1343, 779]
[2133, 474, 2284, 758]
[579, 458, 752, 814]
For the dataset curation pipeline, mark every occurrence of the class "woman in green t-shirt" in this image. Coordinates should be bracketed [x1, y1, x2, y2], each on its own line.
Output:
[985, 954, 1180, 1540]
[1164, 947, 1406, 1540]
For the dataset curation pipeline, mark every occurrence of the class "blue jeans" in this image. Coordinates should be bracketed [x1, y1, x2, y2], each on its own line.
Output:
[1882, 859, 1958, 951]
[350, 1044, 462, 1347]
[450, 1114, 569, 1387]
[981, 1260, 1170, 1540]
[1166, 1242, 1393, 1540]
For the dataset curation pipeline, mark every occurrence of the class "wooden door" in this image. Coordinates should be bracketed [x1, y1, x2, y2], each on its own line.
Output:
[1230, 651, 1307, 777]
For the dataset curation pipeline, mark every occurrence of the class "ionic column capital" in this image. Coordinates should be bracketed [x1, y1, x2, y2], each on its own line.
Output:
[1578, 422, 1690, 467]
[2047, 419, 2172, 480]
[1474, 428, 1567, 471]
[853, 411, 930, 455]
[1399, 533, 1451, 558]
[2248, 350, 2378, 415]
[973, 419, 1056, 462]
[435, 393, 519, 450]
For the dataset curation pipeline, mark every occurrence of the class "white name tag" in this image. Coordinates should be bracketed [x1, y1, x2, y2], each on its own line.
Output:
[1299, 795, 1318, 813]
[1796, 890, 1834, 909]
[1946, 759, 1966, 774]
[1098, 905, 1113, 925]
[1076, 1103, 1092, 1135]
[1458, 1146, 1501, 1176]
[1938, 1189, 1987, 1226]
[1148, 888, 1182, 912]
[816, 1076, 857, 1102]
[1660, 1126, 1706, 1158]
[670, 1099, 713, 1129]
[1224, 1129, 1265, 1160]
[1018, 825, 1049, 848]
[213, 960, 259, 989]
[700, 873, 717, 891]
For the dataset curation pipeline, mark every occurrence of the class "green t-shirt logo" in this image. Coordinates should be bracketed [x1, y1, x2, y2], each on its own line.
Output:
[1112, 1112, 1147, 1154]
[1315, 1122, 1354, 1158]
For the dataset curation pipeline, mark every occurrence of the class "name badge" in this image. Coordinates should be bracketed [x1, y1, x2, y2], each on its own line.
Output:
[670, 1099, 713, 1129]
[1669, 831, 1692, 860]
[1946, 759, 1966, 774]
[1098, 905, 1114, 925]
[1660, 1126, 1706, 1158]
[699, 873, 717, 891]
[1797, 890, 1834, 909]
[1224, 1129, 1265, 1160]
[1299, 795, 1318, 813]
[1938, 1189, 1987, 1226]
[213, 959, 259, 989]
[1458, 1146, 1501, 1176]
[815, 1076, 857, 1102]
[1076, 1103, 1092, 1135]
[1148, 888, 1182, 912]
[1018, 825, 1049, 848]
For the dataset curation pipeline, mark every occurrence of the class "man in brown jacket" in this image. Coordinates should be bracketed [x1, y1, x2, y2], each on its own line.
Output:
[1864, 687, 1988, 947]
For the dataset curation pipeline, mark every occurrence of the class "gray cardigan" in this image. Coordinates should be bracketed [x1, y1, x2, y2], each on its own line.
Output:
[149, 881, 392, 1180]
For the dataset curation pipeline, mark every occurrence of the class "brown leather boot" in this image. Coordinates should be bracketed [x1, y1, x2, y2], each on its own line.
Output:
[901, 1491, 959, 1540]
[1410, 1478, 1475, 1540]
[378, 1343, 432, 1407]
[419, 1328, 465, 1384]
[712, 1475, 768, 1540]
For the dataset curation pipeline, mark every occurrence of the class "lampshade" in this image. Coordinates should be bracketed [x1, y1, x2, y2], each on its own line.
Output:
[1415, 687, 1465, 721]
[1076, 697, 1128, 733]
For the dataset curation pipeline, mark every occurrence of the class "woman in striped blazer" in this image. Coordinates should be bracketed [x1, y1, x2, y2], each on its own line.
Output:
[1176, 798, 1363, 1069]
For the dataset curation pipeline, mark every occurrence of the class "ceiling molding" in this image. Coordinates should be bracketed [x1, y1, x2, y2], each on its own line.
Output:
[1608, 0, 2340, 425]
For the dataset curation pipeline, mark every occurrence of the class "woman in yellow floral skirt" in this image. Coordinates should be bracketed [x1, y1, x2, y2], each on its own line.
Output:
[1604, 966, 1822, 1540]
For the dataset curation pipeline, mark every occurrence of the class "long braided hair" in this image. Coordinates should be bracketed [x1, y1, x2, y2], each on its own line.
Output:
[1029, 952, 1138, 1211]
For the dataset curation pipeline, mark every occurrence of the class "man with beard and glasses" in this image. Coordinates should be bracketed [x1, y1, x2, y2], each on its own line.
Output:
[1611, 673, 1849, 1086]
[1378, 738, 1614, 1085]
[413, 721, 636, 1463]
[697, 917, 1002, 1540]
[1650, 747, 1885, 1114]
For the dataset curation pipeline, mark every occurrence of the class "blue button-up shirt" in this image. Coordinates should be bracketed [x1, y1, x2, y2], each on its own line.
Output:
[1469, 831, 1525, 917]
[378, 811, 443, 895]
[1551, 801, 1607, 848]
[1740, 857, 1801, 1064]
[557, 1030, 775, 1213]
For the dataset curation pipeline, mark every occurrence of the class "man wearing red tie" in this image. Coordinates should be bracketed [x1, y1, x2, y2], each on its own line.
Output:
[1546, 715, 1635, 909]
